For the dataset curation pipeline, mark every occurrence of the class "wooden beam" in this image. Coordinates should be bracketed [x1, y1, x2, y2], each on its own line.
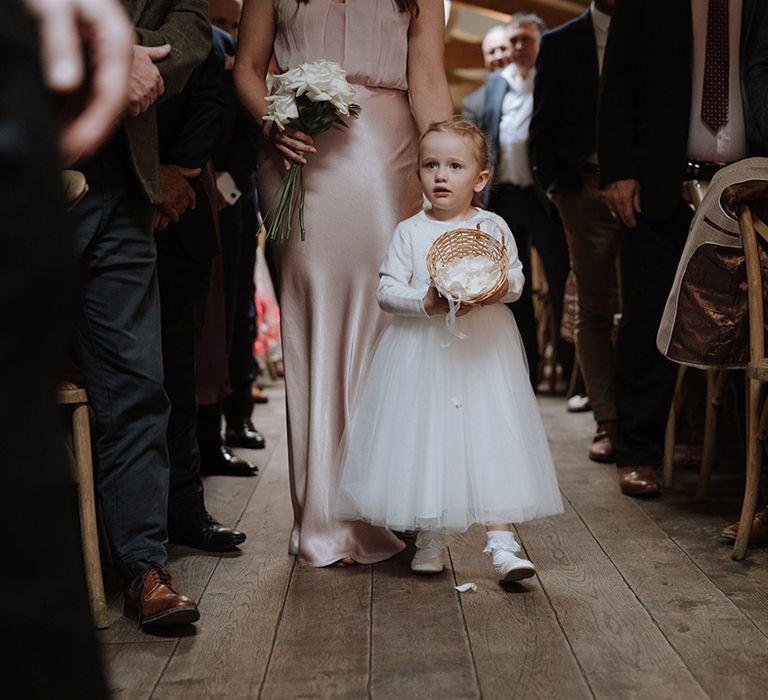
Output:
[456, 0, 588, 29]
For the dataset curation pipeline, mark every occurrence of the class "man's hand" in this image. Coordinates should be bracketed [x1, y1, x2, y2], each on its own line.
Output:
[720, 180, 768, 218]
[158, 165, 202, 224]
[423, 286, 472, 317]
[127, 44, 172, 118]
[152, 209, 172, 231]
[603, 178, 642, 228]
[24, 0, 133, 163]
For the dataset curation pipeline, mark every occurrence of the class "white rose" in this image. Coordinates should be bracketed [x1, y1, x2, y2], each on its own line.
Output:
[304, 76, 356, 113]
[275, 60, 356, 113]
[263, 92, 299, 131]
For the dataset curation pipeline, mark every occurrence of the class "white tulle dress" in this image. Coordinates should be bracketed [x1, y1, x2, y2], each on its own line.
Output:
[334, 208, 564, 532]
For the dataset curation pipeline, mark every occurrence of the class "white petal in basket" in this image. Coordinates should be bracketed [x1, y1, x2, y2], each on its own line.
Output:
[426, 225, 509, 306]
[434, 255, 503, 300]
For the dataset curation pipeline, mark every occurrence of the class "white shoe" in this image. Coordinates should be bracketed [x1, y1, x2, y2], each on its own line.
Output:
[484, 537, 536, 582]
[411, 531, 446, 574]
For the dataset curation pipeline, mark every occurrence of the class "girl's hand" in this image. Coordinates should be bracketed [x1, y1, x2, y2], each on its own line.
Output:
[481, 278, 509, 306]
[263, 122, 316, 170]
[423, 287, 472, 317]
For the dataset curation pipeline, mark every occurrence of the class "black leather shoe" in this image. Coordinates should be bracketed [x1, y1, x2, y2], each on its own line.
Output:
[201, 446, 258, 476]
[225, 420, 266, 450]
[168, 511, 247, 551]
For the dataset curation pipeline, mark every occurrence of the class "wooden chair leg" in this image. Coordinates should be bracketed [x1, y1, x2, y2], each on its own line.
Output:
[663, 365, 687, 488]
[72, 403, 109, 628]
[696, 369, 728, 500]
[732, 377, 763, 560]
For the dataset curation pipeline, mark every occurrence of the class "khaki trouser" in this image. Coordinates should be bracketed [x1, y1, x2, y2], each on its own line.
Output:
[555, 172, 622, 424]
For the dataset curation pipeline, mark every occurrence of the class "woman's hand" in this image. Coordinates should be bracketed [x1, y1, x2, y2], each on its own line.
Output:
[263, 122, 316, 170]
[423, 287, 472, 317]
[481, 279, 509, 306]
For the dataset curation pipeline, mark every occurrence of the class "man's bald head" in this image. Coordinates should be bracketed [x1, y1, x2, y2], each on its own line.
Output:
[209, 0, 242, 39]
[481, 25, 513, 72]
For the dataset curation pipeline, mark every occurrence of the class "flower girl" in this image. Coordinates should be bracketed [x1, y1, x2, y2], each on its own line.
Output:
[335, 118, 563, 581]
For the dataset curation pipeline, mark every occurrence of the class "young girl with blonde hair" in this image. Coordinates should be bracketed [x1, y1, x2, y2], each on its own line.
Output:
[335, 118, 563, 581]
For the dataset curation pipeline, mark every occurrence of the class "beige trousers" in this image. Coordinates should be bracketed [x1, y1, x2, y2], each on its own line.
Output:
[555, 173, 622, 424]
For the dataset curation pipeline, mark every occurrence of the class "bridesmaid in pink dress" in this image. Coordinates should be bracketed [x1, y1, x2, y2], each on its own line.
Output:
[235, 0, 453, 566]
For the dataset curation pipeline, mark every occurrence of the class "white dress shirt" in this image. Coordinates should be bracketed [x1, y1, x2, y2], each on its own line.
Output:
[496, 63, 535, 187]
[586, 2, 611, 164]
[686, 0, 747, 163]
[591, 1, 611, 73]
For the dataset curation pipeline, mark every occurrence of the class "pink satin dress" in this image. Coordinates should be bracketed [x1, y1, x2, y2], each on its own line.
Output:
[258, 0, 422, 566]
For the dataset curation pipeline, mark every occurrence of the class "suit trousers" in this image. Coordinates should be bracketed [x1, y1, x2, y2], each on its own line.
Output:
[489, 184, 573, 386]
[156, 224, 211, 523]
[614, 200, 693, 467]
[223, 191, 259, 427]
[74, 138, 170, 581]
[555, 173, 622, 424]
[0, 1, 107, 695]
[198, 192, 259, 451]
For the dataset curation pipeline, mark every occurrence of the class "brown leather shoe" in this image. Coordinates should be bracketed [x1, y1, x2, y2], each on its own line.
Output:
[721, 507, 768, 544]
[618, 466, 661, 497]
[124, 565, 200, 627]
[589, 426, 615, 463]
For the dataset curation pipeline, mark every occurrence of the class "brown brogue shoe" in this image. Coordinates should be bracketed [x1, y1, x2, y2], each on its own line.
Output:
[721, 507, 768, 545]
[124, 565, 200, 627]
[618, 466, 661, 497]
[589, 427, 615, 463]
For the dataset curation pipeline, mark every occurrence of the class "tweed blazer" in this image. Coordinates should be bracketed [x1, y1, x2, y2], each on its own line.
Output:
[121, 0, 211, 203]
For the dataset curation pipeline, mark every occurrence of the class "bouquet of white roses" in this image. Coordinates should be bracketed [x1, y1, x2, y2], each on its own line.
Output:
[263, 60, 361, 242]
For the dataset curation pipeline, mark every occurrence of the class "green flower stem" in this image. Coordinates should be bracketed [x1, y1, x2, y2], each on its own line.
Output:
[298, 165, 306, 241]
[265, 100, 360, 243]
[266, 162, 303, 242]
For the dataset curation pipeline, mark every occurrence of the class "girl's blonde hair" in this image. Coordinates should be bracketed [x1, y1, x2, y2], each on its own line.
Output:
[420, 117, 492, 173]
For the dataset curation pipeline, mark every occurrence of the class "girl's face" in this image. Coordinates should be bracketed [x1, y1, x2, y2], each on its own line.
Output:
[419, 131, 490, 219]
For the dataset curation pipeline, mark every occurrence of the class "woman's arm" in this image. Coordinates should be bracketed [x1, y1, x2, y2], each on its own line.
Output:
[406, 0, 454, 134]
[234, 0, 314, 165]
[233, 0, 275, 123]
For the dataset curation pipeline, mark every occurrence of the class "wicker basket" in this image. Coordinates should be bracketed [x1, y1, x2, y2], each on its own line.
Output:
[426, 224, 509, 305]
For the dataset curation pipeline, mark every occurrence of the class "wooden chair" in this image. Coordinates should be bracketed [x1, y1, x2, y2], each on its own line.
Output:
[661, 366, 729, 497]
[531, 247, 559, 392]
[733, 202, 768, 560]
[662, 180, 729, 498]
[57, 382, 109, 628]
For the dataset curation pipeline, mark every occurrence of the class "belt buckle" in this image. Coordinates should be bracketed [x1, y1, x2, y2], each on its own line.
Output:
[687, 160, 701, 178]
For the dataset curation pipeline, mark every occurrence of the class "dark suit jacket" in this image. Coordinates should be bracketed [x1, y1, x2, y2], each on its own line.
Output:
[530, 10, 598, 195]
[122, 0, 211, 204]
[157, 47, 227, 261]
[598, 0, 767, 219]
[210, 27, 260, 195]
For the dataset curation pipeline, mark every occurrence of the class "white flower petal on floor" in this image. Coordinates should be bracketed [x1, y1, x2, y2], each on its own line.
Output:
[455, 583, 478, 593]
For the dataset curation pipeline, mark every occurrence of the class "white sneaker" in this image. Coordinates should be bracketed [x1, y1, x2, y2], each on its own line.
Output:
[484, 537, 536, 582]
[411, 531, 446, 574]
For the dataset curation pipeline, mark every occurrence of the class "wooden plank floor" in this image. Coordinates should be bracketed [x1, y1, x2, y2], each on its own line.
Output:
[101, 385, 768, 699]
